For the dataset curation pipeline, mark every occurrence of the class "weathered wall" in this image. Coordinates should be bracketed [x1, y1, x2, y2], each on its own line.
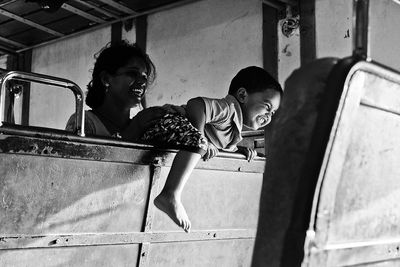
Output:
[277, 19, 300, 86]
[29, 27, 111, 129]
[0, 55, 6, 69]
[315, 0, 352, 58]
[146, 0, 263, 106]
[314, 0, 400, 70]
[22, 0, 264, 129]
[369, 0, 400, 70]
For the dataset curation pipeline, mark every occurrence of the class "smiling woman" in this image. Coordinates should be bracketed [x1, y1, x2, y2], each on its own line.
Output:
[65, 40, 158, 137]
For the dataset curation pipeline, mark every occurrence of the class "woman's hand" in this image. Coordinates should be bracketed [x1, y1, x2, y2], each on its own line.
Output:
[203, 142, 219, 161]
[237, 146, 257, 162]
[121, 106, 171, 141]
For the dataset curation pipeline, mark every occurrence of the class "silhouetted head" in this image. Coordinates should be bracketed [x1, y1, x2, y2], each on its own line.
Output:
[229, 66, 283, 130]
[86, 40, 156, 109]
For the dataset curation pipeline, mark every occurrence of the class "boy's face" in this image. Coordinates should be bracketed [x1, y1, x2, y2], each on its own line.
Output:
[238, 88, 281, 130]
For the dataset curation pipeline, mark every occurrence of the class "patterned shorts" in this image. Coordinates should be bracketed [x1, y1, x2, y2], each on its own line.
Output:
[141, 113, 208, 155]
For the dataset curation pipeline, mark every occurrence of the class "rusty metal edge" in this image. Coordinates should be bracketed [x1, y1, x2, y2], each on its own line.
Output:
[0, 129, 266, 173]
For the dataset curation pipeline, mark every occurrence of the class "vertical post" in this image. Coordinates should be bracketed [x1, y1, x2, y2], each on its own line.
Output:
[5, 50, 32, 126]
[137, 158, 162, 267]
[352, 0, 369, 59]
[262, 3, 279, 80]
[135, 15, 148, 109]
[20, 50, 32, 126]
[299, 0, 316, 65]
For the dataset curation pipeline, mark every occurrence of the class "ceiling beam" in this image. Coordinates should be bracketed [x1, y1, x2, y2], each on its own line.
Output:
[95, 0, 137, 15]
[262, 0, 297, 10]
[17, 0, 201, 53]
[0, 35, 26, 48]
[61, 3, 106, 24]
[0, 0, 18, 8]
[0, 43, 17, 55]
[72, 0, 119, 19]
[0, 8, 64, 37]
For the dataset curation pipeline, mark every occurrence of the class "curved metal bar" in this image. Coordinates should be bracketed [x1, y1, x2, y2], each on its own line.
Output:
[0, 70, 85, 136]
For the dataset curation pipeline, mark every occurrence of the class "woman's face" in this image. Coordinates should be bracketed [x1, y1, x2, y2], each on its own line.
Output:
[106, 57, 148, 108]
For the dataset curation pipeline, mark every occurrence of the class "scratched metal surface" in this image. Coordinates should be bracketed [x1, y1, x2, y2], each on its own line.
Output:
[304, 61, 400, 266]
[0, 132, 264, 266]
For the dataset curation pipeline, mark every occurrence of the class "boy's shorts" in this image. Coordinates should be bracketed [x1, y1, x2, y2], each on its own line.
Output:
[141, 113, 208, 156]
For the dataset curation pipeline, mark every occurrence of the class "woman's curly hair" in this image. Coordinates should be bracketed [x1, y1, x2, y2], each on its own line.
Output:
[86, 40, 156, 109]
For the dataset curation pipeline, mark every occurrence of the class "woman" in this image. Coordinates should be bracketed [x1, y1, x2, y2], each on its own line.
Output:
[66, 40, 158, 137]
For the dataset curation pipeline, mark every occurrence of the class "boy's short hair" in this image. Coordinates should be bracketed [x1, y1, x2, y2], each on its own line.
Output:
[228, 66, 283, 95]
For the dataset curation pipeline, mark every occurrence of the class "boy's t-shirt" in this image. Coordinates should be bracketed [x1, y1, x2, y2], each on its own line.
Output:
[161, 95, 243, 152]
[201, 95, 243, 152]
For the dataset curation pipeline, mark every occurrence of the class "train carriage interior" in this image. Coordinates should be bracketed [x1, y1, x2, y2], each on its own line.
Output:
[0, 0, 400, 266]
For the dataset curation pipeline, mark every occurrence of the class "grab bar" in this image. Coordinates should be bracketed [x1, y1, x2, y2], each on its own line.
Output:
[0, 71, 85, 137]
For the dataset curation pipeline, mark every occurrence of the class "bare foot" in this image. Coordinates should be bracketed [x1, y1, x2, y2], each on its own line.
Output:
[154, 192, 191, 232]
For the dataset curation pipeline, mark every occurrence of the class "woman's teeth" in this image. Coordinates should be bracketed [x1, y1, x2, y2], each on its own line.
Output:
[131, 88, 143, 96]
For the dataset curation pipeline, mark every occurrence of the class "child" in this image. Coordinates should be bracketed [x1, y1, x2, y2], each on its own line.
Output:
[127, 66, 282, 232]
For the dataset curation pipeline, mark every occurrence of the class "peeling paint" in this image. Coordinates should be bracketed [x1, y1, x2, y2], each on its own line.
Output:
[344, 29, 350, 38]
[282, 44, 292, 57]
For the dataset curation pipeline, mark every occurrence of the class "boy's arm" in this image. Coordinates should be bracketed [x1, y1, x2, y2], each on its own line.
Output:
[186, 97, 206, 134]
[186, 97, 219, 160]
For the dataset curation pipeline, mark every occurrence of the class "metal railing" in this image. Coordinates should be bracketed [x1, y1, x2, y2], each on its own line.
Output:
[0, 70, 85, 136]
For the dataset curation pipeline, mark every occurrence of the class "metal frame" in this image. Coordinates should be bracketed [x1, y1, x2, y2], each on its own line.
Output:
[303, 60, 400, 267]
[0, 70, 85, 136]
[0, 132, 263, 267]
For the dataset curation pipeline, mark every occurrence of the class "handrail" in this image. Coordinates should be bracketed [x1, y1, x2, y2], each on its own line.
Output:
[0, 70, 85, 136]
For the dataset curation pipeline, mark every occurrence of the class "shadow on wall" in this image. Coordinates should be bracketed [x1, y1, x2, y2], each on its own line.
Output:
[252, 58, 340, 267]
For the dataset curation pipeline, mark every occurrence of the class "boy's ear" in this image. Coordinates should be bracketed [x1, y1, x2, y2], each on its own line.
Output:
[236, 87, 248, 103]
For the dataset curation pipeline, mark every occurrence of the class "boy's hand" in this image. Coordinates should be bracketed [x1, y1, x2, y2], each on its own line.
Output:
[203, 142, 219, 161]
[237, 146, 257, 162]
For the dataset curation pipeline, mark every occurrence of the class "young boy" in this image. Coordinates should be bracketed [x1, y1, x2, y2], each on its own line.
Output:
[125, 66, 282, 232]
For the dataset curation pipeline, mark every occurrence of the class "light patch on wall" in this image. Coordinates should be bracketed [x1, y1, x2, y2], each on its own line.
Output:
[146, 0, 263, 107]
